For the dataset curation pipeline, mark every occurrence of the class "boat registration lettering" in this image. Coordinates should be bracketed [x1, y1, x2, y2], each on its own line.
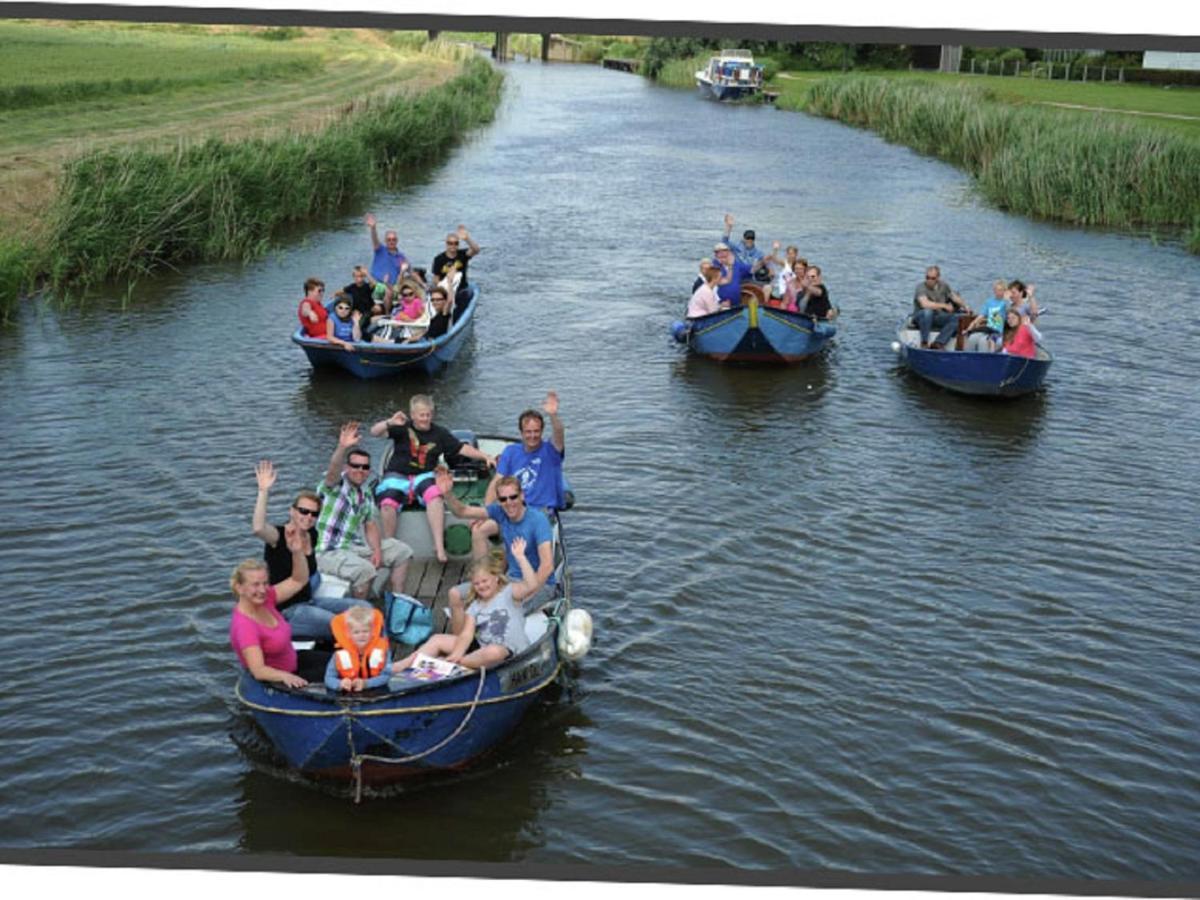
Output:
[501, 646, 550, 692]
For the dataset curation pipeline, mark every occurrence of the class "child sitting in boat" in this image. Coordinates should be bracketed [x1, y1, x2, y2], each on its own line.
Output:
[324, 606, 393, 692]
[326, 292, 361, 349]
[369, 278, 429, 342]
[393, 538, 540, 672]
[962, 279, 1010, 352]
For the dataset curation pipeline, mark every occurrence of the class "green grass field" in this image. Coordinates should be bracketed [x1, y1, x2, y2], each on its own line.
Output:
[0, 20, 476, 318]
[771, 69, 1200, 139]
[0, 20, 320, 108]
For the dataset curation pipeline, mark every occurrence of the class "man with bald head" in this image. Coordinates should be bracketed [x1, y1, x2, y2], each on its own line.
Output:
[365, 212, 411, 289]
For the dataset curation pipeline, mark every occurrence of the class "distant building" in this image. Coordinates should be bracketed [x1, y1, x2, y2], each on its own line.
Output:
[1143, 51, 1200, 70]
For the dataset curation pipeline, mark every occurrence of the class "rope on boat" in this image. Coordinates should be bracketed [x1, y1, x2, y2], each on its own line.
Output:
[234, 663, 561, 717]
[350, 664, 488, 803]
[999, 358, 1032, 388]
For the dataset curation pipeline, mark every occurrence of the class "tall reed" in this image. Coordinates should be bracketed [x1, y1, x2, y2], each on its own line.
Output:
[652, 55, 709, 89]
[38, 57, 503, 291]
[0, 238, 35, 325]
[798, 77, 1200, 242]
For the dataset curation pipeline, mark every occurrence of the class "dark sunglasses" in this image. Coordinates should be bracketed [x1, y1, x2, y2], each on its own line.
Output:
[293, 505, 320, 516]
[346, 462, 371, 471]
[497, 493, 521, 502]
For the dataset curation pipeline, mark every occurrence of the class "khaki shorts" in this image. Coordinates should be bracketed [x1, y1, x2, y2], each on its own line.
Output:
[317, 539, 413, 595]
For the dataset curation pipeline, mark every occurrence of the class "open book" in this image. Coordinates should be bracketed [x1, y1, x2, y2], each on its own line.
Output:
[395, 652, 469, 682]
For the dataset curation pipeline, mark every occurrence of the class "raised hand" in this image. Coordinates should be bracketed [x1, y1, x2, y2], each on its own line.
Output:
[339, 421, 361, 448]
[542, 390, 559, 417]
[389, 409, 408, 427]
[365, 212, 377, 229]
[724, 213, 734, 230]
[255, 459, 277, 492]
[457, 224, 470, 241]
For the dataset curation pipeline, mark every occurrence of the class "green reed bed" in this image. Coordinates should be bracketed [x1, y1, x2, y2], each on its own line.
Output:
[790, 77, 1200, 251]
[36, 56, 502, 294]
[652, 54, 709, 89]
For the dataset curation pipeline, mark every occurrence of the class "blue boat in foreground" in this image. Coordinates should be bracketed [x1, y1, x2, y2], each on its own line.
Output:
[672, 294, 837, 363]
[234, 434, 590, 794]
[292, 285, 478, 379]
[893, 323, 1052, 397]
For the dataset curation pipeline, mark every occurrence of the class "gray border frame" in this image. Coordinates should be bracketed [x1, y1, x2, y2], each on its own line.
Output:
[0, 2, 1197, 895]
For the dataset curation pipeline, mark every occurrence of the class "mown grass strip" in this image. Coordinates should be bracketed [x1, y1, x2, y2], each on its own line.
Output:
[0, 59, 321, 111]
[784, 77, 1200, 250]
[35, 55, 502, 296]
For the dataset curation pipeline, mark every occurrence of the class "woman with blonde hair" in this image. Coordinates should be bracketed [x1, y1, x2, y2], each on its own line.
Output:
[228, 523, 311, 688]
[393, 537, 541, 672]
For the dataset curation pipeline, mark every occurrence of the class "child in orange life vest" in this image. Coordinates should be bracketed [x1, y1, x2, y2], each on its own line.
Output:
[324, 606, 392, 692]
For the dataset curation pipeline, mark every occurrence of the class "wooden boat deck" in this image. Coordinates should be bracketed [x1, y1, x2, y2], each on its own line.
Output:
[403, 556, 473, 636]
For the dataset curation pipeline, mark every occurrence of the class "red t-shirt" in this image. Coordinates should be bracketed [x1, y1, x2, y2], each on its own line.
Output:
[1004, 324, 1036, 359]
[298, 298, 328, 339]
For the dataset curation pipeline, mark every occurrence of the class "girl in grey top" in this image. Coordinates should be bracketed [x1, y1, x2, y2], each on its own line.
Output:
[392, 537, 541, 672]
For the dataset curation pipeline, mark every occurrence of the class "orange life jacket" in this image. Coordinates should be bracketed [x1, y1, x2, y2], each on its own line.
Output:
[330, 608, 390, 679]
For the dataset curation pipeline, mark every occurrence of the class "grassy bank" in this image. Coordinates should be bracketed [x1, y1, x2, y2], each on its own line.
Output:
[37, 54, 502, 292]
[775, 76, 1200, 252]
[0, 22, 495, 320]
[0, 19, 320, 110]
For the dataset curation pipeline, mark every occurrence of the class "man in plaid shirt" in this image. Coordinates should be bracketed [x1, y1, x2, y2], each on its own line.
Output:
[315, 421, 413, 600]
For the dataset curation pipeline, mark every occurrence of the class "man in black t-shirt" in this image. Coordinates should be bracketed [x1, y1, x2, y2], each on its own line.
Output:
[430, 225, 480, 322]
[343, 265, 379, 320]
[799, 266, 837, 321]
[368, 394, 496, 562]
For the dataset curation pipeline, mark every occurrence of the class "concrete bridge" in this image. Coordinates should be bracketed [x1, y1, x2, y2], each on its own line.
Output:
[427, 31, 582, 62]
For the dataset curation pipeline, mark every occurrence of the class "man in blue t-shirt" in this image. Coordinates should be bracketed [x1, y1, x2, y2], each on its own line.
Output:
[713, 243, 759, 307]
[437, 472, 557, 610]
[365, 211, 410, 287]
[487, 390, 566, 512]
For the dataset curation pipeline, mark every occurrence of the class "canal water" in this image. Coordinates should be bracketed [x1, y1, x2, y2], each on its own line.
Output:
[1, 58, 1198, 882]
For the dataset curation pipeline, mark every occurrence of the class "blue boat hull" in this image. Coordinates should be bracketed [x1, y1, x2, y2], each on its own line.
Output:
[677, 299, 836, 363]
[897, 329, 1052, 397]
[236, 619, 561, 782]
[292, 286, 477, 379]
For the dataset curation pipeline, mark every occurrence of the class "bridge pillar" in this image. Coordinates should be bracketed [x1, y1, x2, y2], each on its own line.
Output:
[493, 32, 509, 61]
[541, 33, 551, 62]
[427, 30, 439, 41]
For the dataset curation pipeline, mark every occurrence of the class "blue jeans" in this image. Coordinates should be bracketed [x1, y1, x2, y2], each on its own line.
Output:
[281, 595, 373, 640]
[913, 308, 964, 347]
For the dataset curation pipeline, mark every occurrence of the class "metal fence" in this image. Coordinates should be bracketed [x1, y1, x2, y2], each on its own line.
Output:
[964, 57, 1125, 82]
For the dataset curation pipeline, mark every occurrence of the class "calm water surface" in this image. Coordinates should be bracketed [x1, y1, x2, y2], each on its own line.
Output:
[1, 60, 1198, 882]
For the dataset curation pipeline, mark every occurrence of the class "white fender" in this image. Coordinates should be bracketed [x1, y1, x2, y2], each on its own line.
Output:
[558, 608, 593, 662]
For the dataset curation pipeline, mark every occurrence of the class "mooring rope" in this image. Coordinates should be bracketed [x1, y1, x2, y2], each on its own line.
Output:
[350, 664, 487, 803]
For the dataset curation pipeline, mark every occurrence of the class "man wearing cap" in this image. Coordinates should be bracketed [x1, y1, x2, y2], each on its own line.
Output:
[721, 213, 777, 285]
[365, 211, 410, 288]
[711, 242, 759, 308]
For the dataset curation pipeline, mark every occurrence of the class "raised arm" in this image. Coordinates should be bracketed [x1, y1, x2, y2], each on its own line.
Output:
[458, 224, 480, 257]
[543, 390, 565, 453]
[508, 537, 543, 604]
[324, 421, 359, 487]
[722, 212, 734, 242]
[273, 523, 311, 605]
[369, 409, 406, 438]
[366, 212, 381, 251]
[252, 459, 282, 546]
[435, 470, 488, 521]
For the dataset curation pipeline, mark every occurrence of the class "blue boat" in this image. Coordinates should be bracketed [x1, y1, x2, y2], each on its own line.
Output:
[234, 434, 589, 792]
[672, 295, 837, 363]
[893, 322, 1052, 397]
[292, 285, 478, 379]
[694, 49, 764, 101]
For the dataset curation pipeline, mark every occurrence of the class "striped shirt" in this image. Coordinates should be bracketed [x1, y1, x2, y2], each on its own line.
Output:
[315, 477, 376, 552]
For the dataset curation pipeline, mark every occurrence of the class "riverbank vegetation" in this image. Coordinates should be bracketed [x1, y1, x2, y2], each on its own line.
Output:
[0, 20, 499, 320]
[780, 77, 1200, 251]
